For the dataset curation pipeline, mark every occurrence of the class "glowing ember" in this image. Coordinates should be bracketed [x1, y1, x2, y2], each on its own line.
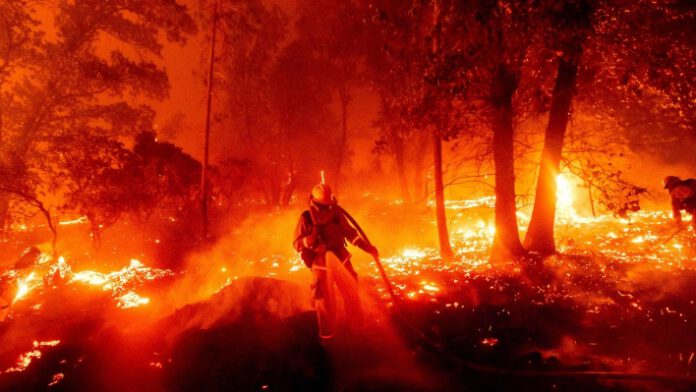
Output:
[428, 196, 496, 210]
[556, 174, 576, 219]
[47, 256, 72, 281]
[58, 216, 87, 226]
[48, 372, 65, 387]
[402, 248, 427, 260]
[421, 282, 440, 293]
[37, 340, 60, 347]
[4, 349, 42, 373]
[5, 256, 172, 310]
[69, 258, 172, 306]
[481, 338, 499, 347]
[72, 270, 109, 286]
[118, 291, 150, 309]
[12, 272, 41, 304]
[3, 340, 60, 373]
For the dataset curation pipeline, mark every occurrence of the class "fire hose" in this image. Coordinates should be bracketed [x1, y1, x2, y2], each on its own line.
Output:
[336, 205, 696, 386]
[643, 225, 688, 254]
[659, 225, 687, 246]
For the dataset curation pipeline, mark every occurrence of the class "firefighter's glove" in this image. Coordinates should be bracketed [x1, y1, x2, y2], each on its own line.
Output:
[355, 237, 379, 260]
[367, 244, 379, 260]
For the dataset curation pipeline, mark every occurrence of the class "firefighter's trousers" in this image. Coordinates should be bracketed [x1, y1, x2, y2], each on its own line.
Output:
[311, 251, 363, 339]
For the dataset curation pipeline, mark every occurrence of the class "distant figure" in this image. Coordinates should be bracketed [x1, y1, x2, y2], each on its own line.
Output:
[663, 176, 696, 229]
[293, 183, 378, 340]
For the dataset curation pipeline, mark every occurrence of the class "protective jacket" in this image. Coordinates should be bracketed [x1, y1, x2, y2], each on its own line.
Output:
[293, 209, 371, 268]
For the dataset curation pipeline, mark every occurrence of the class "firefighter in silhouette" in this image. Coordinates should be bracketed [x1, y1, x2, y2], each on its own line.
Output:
[663, 176, 696, 229]
[293, 182, 378, 339]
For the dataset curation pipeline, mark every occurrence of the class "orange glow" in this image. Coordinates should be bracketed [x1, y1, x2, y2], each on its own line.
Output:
[3, 340, 60, 373]
[117, 292, 150, 309]
[481, 338, 499, 347]
[7, 256, 172, 309]
[556, 174, 577, 219]
[12, 272, 40, 304]
[48, 373, 65, 387]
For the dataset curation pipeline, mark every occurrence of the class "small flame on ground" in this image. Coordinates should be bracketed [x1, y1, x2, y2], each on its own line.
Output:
[48, 372, 64, 387]
[13, 272, 40, 304]
[402, 248, 427, 260]
[118, 292, 150, 309]
[556, 174, 577, 219]
[481, 338, 499, 347]
[2, 340, 60, 373]
[7, 256, 171, 309]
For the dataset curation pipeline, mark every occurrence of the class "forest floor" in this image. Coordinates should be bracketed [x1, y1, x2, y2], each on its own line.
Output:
[0, 204, 695, 391]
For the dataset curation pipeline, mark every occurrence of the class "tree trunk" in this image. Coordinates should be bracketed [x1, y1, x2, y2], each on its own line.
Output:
[334, 87, 350, 193]
[430, 0, 452, 262]
[201, 0, 218, 243]
[279, 170, 296, 207]
[0, 193, 9, 235]
[587, 181, 596, 217]
[433, 128, 454, 262]
[524, 53, 581, 255]
[393, 133, 411, 204]
[490, 63, 524, 261]
[413, 132, 428, 204]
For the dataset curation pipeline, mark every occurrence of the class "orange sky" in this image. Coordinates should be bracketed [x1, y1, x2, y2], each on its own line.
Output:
[153, 0, 302, 161]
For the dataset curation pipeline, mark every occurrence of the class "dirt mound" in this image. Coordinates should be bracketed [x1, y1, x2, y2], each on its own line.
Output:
[0, 277, 449, 391]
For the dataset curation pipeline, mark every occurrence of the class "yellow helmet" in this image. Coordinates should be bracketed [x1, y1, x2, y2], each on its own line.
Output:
[310, 183, 336, 205]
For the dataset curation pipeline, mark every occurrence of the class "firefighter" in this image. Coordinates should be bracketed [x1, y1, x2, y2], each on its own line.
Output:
[293, 183, 378, 340]
[663, 176, 696, 229]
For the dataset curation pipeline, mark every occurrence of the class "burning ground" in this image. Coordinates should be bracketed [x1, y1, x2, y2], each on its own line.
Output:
[1, 201, 696, 391]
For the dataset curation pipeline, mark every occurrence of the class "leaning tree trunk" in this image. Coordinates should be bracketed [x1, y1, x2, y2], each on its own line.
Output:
[490, 63, 524, 261]
[524, 52, 580, 255]
[433, 128, 454, 262]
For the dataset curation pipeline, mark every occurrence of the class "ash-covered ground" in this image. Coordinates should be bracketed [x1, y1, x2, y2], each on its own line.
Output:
[1, 206, 695, 391]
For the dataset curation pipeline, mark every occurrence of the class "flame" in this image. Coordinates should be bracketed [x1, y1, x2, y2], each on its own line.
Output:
[481, 337, 499, 347]
[69, 258, 170, 308]
[48, 373, 65, 387]
[6, 256, 172, 309]
[402, 248, 427, 260]
[72, 270, 109, 286]
[1, 195, 692, 382]
[13, 272, 41, 304]
[3, 340, 60, 373]
[427, 196, 496, 210]
[117, 292, 150, 309]
[421, 282, 440, 293]
[58, 216, 87, 226]
[556, 174, 577, 219]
